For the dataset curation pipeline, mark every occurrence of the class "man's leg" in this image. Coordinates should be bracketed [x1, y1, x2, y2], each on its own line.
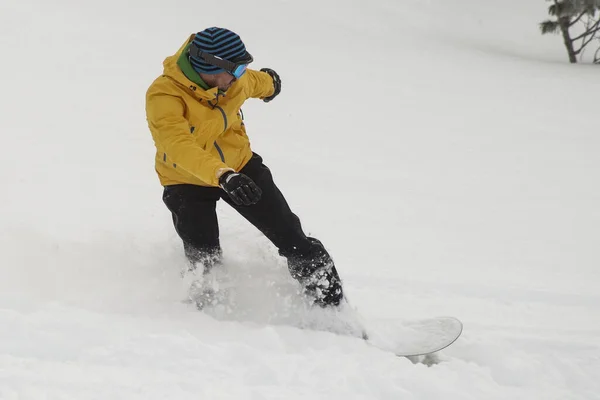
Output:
[162, 184, 223, 273]
[222, 153, 344, 307]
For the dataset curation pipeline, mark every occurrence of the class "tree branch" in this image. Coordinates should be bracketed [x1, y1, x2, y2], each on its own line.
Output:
[569, 11, 587, 27]
[582, 33, 599, 49]
[575, 27, 600, 54]
[572, 19, 600, 41]
[540, 20, 561, 34]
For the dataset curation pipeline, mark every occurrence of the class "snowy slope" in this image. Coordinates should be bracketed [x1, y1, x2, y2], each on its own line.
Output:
[1, 0, 599, 398]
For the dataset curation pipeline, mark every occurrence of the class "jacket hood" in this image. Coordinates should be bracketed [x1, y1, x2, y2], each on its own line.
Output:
[162, 34, 222, 101]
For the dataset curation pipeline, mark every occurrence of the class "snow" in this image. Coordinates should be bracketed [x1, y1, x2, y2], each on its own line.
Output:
[1, 0, 599, 398]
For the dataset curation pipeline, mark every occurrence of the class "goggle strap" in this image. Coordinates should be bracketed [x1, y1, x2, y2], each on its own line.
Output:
[189, 42, 248, 73]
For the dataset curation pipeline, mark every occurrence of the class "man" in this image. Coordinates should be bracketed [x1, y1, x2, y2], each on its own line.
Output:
[145, 27, 343, 308]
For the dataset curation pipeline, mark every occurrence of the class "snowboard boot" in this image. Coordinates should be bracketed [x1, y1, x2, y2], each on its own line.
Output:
[183, 245, 225, 310]
[183, 243, 222, 275]
[282, 238, 344, 308]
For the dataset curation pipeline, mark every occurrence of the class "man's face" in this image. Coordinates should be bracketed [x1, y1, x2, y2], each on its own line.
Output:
[202, 71, 236, 92]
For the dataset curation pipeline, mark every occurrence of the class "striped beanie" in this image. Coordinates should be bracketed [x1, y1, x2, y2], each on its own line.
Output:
[189, 27, 250, 75]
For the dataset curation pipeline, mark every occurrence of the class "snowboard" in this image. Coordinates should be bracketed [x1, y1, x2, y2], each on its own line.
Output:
[183, 275, 463, 358]
[365, 316, 463, 357]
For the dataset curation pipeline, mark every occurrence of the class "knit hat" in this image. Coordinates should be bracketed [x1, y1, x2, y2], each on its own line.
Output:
[189, 27, 251, 75]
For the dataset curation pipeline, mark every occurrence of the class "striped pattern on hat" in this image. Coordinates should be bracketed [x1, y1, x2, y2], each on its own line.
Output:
[190, 27, 248, 75]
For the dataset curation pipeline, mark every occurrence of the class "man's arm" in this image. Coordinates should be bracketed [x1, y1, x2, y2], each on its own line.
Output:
[243, 69, 279, 101]
[146, 93, 232, 186]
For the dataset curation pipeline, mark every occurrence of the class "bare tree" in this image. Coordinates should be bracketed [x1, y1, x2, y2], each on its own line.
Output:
[540, 0, 600, 63]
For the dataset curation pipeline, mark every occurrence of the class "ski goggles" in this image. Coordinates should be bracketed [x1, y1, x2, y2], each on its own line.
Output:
[189, 42, 253, 79]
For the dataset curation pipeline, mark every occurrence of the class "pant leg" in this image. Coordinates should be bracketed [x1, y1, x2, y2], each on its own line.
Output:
[163, 184, 223, 270]
[221, 153, 313, 254]
[222, 153, 344, 306]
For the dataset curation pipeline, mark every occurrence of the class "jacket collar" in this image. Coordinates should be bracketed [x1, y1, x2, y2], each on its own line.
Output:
[177, 43, 210, 90]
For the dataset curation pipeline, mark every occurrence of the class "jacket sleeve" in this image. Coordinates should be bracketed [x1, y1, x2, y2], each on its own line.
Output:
[146, 92, 232, 187]
[244, 69, 276, 100]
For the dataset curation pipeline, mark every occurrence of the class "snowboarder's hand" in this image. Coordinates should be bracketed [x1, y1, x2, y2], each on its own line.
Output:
[260, 68, 281, 103]
[219, 171, 262, 206]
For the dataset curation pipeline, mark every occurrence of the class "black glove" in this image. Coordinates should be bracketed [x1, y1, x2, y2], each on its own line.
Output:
[219, 171, 262, 206]
[260, 68, 281, 103]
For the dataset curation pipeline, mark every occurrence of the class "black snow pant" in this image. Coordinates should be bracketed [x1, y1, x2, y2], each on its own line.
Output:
[162, 153, 343, 306]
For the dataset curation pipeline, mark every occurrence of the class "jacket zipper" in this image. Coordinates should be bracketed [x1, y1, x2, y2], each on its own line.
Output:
[214, 105, 228, 131]
[207, 93, 228, 163]
[213, 105, 228, 162]
[214, 142, 225, 162]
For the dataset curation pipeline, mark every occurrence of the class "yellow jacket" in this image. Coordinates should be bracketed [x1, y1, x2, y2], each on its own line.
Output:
[146, 35, 275, 187]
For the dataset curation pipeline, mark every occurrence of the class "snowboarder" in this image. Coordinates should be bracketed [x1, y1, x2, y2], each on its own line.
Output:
[145, 27, 343, 308]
